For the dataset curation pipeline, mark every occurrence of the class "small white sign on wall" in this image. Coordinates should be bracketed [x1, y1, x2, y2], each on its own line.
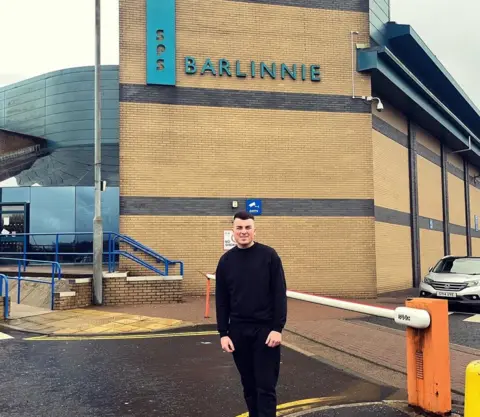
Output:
[224, 230, 236, 251]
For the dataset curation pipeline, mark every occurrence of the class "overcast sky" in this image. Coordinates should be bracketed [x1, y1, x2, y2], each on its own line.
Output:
[0, 0, 478, 108]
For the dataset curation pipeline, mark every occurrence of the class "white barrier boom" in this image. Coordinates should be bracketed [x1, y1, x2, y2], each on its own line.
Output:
[286, 290, 431, 330]
[201, 273, 430, 329]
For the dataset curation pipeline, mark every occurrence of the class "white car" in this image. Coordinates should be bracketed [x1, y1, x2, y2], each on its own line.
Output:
[419, 256, 480, 311]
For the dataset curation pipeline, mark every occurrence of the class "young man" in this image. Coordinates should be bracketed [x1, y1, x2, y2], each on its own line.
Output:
[215, 210, 287, 417]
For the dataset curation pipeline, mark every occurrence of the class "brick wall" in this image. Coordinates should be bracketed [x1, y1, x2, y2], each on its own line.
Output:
[120, 0, 371, 97]
[103, 277, 183, 305]
[0, 296, 10, 320]
[420, 229, 444, 278]
[119, 0, 375, 297]
[120, 216, 376, 297]
[372, 100, 412, 292]
[54, 279, 93, 310]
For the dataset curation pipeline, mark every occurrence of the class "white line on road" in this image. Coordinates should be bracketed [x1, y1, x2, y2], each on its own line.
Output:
[0, 332, 13, 340]
[463, 314, 480, 323]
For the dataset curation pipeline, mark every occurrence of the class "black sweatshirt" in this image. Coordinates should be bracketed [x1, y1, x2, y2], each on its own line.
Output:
[215, 242, 287, 337]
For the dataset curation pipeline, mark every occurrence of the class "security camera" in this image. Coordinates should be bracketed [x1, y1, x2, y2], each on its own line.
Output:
[363, 96, 384, 112]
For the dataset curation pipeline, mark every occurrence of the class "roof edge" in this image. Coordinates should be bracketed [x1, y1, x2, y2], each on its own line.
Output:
[385, 22, 480, 119]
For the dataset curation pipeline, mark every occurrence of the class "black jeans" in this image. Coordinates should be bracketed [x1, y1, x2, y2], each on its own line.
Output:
[229, 326, 281, 417]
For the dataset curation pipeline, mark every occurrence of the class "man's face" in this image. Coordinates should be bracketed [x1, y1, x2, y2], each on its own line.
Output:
[233, 218, 255, 248]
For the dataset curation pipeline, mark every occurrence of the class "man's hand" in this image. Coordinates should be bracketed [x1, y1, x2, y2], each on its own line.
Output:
[221, 336, 235, 353]
[265, 331, 282, 348]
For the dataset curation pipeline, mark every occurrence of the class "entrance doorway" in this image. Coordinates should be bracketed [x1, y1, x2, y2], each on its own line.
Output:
[0, 202, 29, 260]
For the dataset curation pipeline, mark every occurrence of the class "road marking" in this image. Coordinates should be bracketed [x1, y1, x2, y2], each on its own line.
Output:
[0, 332, 13, 340]
[24, 330, 218, 342]
[235, 396, 345, 417]
[463, 314, 480, 323]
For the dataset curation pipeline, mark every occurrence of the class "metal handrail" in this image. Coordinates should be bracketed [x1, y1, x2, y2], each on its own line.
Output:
[108, 232, 184, 275]
[0, 273, 9, 319]
[0, 257, 62, 310]
[0, 231, 184, 277]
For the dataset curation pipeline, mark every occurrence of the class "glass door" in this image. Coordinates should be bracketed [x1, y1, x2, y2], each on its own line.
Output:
[0, 202, 29, 260]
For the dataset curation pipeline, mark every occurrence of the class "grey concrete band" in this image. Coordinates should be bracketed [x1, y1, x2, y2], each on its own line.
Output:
[120, 84, 371, 114]
[227, 0, 368, 12]
[120, 197, 374, 217]
[374, 206, 470, 236]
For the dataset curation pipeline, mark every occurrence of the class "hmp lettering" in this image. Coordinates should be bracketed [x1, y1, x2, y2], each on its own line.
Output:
[185, 57, 321, 82]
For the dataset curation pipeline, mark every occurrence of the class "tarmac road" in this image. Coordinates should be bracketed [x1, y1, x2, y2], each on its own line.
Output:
[0, 328, 405, 417]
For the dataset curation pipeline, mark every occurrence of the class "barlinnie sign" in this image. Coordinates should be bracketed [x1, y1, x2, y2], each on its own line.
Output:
[184, 57, 321, 82]
[146, 0, 321, 86]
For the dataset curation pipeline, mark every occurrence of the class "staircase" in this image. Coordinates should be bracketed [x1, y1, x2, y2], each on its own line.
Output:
[0, 232, 185, 314]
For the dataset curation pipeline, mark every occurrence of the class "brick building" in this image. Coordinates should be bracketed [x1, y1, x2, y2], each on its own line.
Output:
[117, 0, 480, 297]
[2, 0, 480, 301]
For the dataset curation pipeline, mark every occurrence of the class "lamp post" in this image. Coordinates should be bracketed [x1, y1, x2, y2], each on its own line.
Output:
[93, 0, 103, 305]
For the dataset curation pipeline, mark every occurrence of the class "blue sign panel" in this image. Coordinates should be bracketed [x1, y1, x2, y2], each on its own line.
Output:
[246, 199, 262, 215]
[146, 0, 176, 86]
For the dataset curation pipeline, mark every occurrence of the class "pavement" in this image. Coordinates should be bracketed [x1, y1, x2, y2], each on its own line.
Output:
[2, 307, 188, 335]
[0, 328, 410, 417]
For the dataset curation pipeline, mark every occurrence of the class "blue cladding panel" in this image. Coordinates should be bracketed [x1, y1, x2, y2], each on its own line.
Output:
[146, 0, 176, 86]
[0, 65, 119, 147]
[0, 89, 4, 126]
[369, 0, 390, 46]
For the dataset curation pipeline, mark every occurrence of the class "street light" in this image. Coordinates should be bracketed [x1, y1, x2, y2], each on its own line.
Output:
[93, 0, 103, 305]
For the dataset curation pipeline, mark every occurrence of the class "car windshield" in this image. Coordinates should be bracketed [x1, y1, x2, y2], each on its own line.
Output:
[433, 258, 480, 275]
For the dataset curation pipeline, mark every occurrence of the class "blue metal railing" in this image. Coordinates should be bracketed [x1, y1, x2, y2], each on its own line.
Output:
[0, 232, 184, 277]
[0, 273, 9, 319]
[0, 258, 61, 311]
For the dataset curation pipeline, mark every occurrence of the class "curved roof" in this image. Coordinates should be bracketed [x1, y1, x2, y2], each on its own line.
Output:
[0, 65, 119, 147]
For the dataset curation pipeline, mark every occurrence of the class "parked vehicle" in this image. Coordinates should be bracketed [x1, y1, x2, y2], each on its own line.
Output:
[420, 256, 480, 311]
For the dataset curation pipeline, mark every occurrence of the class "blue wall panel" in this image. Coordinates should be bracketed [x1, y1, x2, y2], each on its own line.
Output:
[370, 0, 390, 46]
[0, 65, 119, 148]
[146, 0, 176, 86]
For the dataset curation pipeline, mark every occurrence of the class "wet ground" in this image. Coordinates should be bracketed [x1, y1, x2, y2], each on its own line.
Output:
[0, 328, 405, 417]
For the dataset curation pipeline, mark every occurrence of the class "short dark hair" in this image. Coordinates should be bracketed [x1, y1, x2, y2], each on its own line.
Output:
[233, 210, 255, 221]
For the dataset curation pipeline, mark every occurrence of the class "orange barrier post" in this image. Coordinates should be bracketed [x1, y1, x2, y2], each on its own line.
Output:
[405, 298, 451, 415]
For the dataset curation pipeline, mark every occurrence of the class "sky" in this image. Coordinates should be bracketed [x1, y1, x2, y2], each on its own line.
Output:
[0, 0, 479, 108]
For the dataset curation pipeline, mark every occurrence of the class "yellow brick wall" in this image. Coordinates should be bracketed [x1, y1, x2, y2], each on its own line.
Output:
[120, 216, 377, 297]
[373, 99, 408, 134]
[450, 234, 467, 257]
[120, 0, 371, 97]
[470, 174, 480, 231]
[448, 173, 466, 226]
[120, 104, 373, 198]
[119, 0, 375, 296]
[473, 238, 480, 257]
[416, 126, 441, 155]
[372, 131, 410, 213]
[420, 230, 444, 279]
[417, 155, 443, 221]
[375, 222, 412, 293]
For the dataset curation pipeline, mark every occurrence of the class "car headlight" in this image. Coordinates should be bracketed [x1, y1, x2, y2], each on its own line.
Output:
[467, 280, 480, 287]
[424, 277, 434, 284]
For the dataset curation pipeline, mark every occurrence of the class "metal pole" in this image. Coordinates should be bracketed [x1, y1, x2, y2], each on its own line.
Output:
[93, 0, 103, 305]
